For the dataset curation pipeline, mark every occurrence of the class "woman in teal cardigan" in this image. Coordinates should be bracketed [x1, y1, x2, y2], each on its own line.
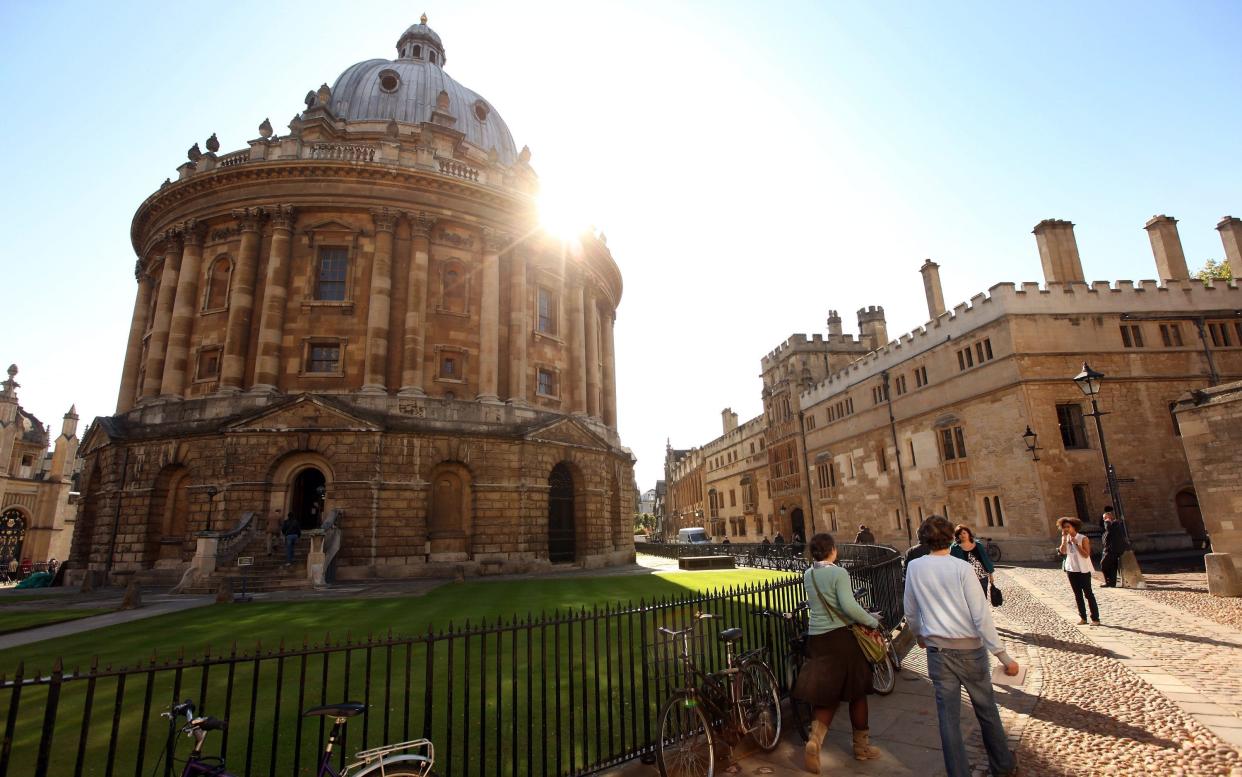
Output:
[949, 524, 994, 593]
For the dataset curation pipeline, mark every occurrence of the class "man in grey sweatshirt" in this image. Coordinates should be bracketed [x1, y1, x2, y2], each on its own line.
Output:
[905, 515, 1019, 777]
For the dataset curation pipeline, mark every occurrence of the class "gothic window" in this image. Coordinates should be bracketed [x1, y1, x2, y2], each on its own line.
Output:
[315, 246, 348, 301]
[980, 494, 1005, 527]
[203, 256, 232, 311]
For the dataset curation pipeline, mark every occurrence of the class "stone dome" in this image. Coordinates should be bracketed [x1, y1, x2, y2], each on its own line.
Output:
[328, 19, 518, 165]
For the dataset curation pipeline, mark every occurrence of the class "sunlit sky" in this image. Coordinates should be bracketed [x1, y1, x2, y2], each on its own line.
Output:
[2, 1, 1238, 489]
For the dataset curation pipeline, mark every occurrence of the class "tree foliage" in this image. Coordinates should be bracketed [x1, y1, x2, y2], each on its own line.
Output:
[1195, 258, 1233, 281]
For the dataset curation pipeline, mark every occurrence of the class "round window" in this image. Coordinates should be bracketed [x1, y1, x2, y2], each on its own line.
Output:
[473, 100, 490, 122]
[379, 70, 400, 93]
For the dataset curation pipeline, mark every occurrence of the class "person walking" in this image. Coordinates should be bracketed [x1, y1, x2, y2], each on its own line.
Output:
[1058, 517, 1100, 625]
[281, 512, 302, 566]
[854, 524, 876, 544]
[1099, 506, 1126, 588]
[265, 508, 283, 557]
[950, 525, 995, 595]
[794, 532, 882, 772]
[905, 538, 930, 566]
[905, 516, 1019, 777]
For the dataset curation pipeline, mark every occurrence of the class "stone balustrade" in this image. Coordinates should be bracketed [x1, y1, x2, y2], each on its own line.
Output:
[218, 150, 250, 167]
[438, 158, 480, 181]
[310, 143, 377, 162]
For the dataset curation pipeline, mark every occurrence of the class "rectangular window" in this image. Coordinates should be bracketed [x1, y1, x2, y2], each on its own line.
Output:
[441, 355, 457, 378]
[536, 287, 558, 335]
[806, 414, 817, 430]
[1160, 323, 1184, 347]
[1072, 483, 1092, 525]
[536, 367, 558, 397]
[894, 508, 902, 530]
[315, 246, 348, 301]
[1056, 403, 1089, 449]
[846, 398, 854, 414]
[730, 489, 736, 508]
[957, 350, 966, 371]
[940, 426, 969, 482]
[975, 341, 985, 363]
[1120, 324, 1144, 348]
[907, 438, 917, 468]
[195, 348, 221, 380]
[895, 375, 907, 395]
[1208, 322, 1233, 347]
[878, 445, 888, 473]
[827, 509, 838, 532]
[984, 338, 993, 360]
[307, 343, 341, 373]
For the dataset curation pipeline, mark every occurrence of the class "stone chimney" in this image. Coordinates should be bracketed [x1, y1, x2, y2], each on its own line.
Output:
[1144, 215, 1189, 282]
[721, 408, 739, 434]
[919, 259, 946, 319]
[1218, 216, 1242, 271]
[857, 306, 888, 350]
[826, 310, 843, 338]
[49, 405, 80, 482]
[1033, 219, 1085, 284]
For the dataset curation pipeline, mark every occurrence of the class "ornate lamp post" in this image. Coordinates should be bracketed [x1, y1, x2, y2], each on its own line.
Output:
[205, 485, 219, 533]
[1022, 426, 1041, 461]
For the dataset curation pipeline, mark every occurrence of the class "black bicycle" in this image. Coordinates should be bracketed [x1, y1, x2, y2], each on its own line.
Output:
[753, 602, 811, 742]
[655, 612, 782, 777]
[980, 536, 1003, 562]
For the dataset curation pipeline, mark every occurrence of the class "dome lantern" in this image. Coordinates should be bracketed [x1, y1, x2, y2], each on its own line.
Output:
[397, 14, 446, 66]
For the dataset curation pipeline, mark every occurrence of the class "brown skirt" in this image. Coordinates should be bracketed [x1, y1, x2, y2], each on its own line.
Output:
[792, 627, 873, 707]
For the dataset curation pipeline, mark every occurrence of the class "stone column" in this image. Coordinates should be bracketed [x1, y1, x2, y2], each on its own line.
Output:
[477, 228, 505, 403]
[141, 235, 183, 400]
[507, 248, 528, 405]
[160, 220, 205, 398]
[252, 205, 296, 392]
[363, 208, 398, 393]
[584, 290, 601, 418]
[400, 213, 433, 396]
[568, 269, 588, 415]
[601, 307, 618, 428]
[117, 265, 155, 412]
[219, 208, 265, 393]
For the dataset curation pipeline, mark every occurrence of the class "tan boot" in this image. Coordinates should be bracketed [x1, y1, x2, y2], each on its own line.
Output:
[853, 729, 880, 760]
[804, 720, 828, 773]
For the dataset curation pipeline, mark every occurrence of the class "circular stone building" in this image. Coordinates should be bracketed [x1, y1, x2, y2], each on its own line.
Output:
[71, 18, 634, 586]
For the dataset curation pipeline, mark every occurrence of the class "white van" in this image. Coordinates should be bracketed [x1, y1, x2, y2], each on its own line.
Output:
[677, 527, 711, 544]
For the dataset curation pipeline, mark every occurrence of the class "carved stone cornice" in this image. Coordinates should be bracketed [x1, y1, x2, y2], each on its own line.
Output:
[370, 207, 399, 233]
[482, 227, 511, 253]
[180, 219, 206, 247]
[407, 211, 435, 239]
[231, 207, 265, 233]
[269, 204, 296, 232]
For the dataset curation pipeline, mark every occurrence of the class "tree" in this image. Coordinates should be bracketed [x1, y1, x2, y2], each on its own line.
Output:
[1195, 258, 1233, 282]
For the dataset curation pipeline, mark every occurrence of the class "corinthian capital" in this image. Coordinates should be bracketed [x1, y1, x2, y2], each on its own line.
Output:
[407, 211, 435, 238]
[269, 204, 296, 232]
[180, 219, 206, 246]
[482, 227, 511, 253]
[231, 207, 265, 232]
[371, 207, 399, 233]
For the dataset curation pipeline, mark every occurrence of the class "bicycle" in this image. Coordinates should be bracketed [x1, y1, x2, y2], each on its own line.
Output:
[980, 537, 1003, 562]
[158, 699, 436, 776]
[655, 612, 782, 777]
[847, 586, 902, 696]
[752, 602, 811, 742]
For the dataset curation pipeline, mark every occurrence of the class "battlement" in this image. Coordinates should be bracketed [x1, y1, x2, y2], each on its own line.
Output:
[857, 305, 886, 322]
[800, 277, 1242, 406]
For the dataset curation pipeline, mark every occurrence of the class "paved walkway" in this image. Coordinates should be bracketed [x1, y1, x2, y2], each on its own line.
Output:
[0, 595, 214, 651]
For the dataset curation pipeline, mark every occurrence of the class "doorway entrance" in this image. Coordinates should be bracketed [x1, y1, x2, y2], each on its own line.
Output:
[1175, 489, 1208, 549]
[790, 507, 806, 543]
[290, 468, 326, 530]
[548, 463, 576, 563]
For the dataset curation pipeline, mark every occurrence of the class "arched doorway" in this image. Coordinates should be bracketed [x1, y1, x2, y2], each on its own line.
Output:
[148, 465, 190, 566]
[0, 509, 27, 563]
[1175, 489, 1208, 549]
[428, 462, 471, 558]
[290, 468, 327, 530]
[548, 463, 576, 563]
[790, 508, 806, 543]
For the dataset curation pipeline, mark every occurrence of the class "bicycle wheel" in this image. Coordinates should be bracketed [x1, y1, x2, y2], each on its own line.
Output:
[988, 542, 1003, 562]
[656, 693, 715, 777]
[741, 661, 782, 751]
[871, 648, 897, 696]
[785, 652, 812, 742]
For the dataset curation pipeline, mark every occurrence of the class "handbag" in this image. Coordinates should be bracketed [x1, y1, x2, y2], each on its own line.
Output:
[990, 582, 1003, 607]
[809, 569, 888, 664]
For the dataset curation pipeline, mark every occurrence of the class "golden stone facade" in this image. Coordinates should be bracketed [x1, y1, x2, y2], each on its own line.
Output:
[665, 215, 1242, 560]
[71, 19, 634, 585]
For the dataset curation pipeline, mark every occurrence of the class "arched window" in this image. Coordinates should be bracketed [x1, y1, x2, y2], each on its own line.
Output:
[429, 51, 437, 65]
[413, 44, 421, 59]
[441, 262, 467, 314]
[204, 256, 232, 311]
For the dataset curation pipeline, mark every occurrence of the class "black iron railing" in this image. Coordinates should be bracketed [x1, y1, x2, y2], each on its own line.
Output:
[0, 576, 812, 777]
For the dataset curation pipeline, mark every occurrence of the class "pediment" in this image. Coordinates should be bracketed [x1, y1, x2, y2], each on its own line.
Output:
[225, 396, 380, 432]
[304, 219, 357, 234]
[78, 419, 114, 456]
[526, 417, 610, 451]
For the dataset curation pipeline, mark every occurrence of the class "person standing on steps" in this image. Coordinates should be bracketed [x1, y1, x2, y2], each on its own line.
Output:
[282, 511, 302, 566]
[1099, 506, 1126, 588]
[265, 508, 283, 557]
[1058, 517, 1100, 625]
[794, 532, 882, 773]
[905, 515, 1019, 777]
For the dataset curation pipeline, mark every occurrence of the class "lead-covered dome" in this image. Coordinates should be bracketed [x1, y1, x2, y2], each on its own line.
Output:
[328, 17, 518, 165]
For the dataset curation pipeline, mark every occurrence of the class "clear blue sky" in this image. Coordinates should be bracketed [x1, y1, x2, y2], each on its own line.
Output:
[1, 1, 1238, 489]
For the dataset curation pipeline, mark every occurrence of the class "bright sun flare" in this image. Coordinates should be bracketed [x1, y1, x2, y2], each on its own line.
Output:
[538, 186, 592, 241]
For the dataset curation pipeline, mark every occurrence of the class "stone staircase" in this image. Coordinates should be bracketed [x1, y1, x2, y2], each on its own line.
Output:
[177, 533, 315, 595]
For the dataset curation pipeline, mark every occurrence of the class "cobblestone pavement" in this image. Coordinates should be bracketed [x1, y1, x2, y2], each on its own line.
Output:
[1136, 570, 1242, 631]
[1000, 567, 1242, 775]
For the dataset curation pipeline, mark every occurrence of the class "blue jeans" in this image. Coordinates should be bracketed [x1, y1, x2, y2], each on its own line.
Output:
[927, 646, 1014, 777]
[284, 534, 299, 564]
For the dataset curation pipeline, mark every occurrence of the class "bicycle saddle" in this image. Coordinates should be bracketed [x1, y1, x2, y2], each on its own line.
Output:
[303, 702, 367, 718]
[718, 627, 743, 643]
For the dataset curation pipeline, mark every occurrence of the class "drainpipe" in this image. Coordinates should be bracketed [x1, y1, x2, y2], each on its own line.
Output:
[1191, 317, 1220, 386]
[882, 371, 913, 545]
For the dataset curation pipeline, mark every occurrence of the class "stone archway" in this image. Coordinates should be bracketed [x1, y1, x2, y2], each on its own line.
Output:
[268, 452, 336, 531]
[148, 465, 190, 566]
[790, 507, 806, 543]
[0, 508, 28, 563]
[548, 462, 576, 563]
[428, 461, 472, 560]
[290, 468, 327, 530]
[1175, 489, 1208, 548]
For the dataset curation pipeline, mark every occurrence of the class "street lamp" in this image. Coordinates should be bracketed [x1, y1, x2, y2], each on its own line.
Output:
[1021, 426, 1040, 461]
[205, 485, 219, 533]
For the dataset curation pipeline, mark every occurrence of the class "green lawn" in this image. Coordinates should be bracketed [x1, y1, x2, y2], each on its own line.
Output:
[0, 568, 803, 777]
[0, 608, 109, 636]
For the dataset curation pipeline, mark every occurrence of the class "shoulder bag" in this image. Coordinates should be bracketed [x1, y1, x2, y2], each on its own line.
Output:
[990, 582, 1003, 607]
[810, 568, 888, 664]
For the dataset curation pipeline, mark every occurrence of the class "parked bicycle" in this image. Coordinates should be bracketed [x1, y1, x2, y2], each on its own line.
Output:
[753, 602, 811, 742]
[157, 699, 436, 777]
[980, 536, 1003, 562]
[655, 612, 782, 777]
[846, 585, 903, 695]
